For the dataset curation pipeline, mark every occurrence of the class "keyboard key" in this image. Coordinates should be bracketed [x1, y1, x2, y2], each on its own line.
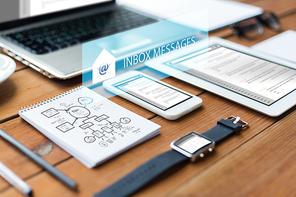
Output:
[4, 7, 157, 54]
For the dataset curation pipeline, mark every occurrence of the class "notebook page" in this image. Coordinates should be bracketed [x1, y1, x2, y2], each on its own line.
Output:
[19, 86, 160, 168]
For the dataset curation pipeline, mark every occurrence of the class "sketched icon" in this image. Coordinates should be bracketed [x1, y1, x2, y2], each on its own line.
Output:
[92, 49, 116, 84]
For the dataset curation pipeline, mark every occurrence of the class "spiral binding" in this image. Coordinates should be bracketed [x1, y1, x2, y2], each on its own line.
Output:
[19, 86, 83, 113]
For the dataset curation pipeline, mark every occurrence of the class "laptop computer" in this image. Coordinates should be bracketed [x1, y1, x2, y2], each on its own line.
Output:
[0, 0, 158, 79]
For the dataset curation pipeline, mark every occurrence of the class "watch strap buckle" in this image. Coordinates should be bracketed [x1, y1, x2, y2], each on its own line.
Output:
[227, 116, 249, 130]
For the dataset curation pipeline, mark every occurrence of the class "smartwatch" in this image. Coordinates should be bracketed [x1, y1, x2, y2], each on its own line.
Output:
[94, 116, 249, 197]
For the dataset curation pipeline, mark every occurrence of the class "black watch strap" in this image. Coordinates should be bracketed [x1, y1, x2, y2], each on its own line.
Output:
[94, 150, 188, 197]
[202, 116, 245, 143]
[93, 116, 248, 197]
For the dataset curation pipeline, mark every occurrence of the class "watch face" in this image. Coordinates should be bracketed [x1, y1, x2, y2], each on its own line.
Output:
[175, 132, 212, 154]
[170, 132, 215, 161]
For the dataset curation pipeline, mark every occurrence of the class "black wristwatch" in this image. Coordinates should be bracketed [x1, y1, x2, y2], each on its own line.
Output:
[93, 116, 249, 197]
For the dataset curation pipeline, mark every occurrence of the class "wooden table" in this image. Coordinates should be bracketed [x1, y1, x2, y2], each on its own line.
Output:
[1, 0, 296, 196]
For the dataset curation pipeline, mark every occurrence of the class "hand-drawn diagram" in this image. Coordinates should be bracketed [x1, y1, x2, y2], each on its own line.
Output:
[41, 96, 140, 147]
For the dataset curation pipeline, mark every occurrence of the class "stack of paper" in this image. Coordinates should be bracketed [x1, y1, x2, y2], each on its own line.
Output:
[252, 30, 296, 66]
[118, 0, 263, 31]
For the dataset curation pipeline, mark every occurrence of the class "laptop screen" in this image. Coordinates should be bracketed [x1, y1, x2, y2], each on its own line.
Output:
[0, 0, 112, 24]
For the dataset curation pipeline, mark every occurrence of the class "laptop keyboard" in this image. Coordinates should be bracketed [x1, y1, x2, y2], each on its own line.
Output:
[4, 8, 157, 54]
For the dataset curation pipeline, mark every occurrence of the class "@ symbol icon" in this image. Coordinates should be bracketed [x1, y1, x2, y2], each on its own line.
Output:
[99, 62, 109, 75]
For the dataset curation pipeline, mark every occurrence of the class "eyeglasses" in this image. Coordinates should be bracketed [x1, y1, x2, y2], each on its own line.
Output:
[230, 12, 282, 40]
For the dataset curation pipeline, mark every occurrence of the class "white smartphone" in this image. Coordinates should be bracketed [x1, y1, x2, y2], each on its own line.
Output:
[103, 70, 202, 120]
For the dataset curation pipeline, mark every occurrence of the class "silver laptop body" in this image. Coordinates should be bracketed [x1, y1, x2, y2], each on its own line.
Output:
[0, 1, 158, 79]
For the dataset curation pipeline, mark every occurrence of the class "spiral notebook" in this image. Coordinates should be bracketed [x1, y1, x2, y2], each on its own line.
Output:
[19, 86, 160, 168]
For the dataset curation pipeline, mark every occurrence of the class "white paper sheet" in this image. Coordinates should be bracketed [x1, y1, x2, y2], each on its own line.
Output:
[118, 0, 263, 31]
[252, 30, 296, 66]
[19, 86, 160, 168]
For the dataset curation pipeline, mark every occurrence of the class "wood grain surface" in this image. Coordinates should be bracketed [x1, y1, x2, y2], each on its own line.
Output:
[0, 0, 296, 196]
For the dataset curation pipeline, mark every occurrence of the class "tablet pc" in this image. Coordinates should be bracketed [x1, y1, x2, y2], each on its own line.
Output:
[145, 37, 296, 117]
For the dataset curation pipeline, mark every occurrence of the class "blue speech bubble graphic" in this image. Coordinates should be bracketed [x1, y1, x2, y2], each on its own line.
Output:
[78, 97, 93, 106]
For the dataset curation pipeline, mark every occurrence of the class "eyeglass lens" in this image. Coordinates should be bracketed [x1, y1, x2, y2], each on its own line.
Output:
[232, 11, 282, 40]
[259, 12, 282, 32]
[235, 18, 263, 39]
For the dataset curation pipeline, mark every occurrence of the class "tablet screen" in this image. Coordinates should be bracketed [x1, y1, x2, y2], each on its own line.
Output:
[166, 45, 296, 105]
[112, 74, 192, 110]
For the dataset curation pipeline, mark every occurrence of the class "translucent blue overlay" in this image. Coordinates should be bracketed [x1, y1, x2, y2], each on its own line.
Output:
[82, 9, 208, 98]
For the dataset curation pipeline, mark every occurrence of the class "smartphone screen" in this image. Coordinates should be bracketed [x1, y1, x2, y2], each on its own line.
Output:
[112, 74, 192, 111]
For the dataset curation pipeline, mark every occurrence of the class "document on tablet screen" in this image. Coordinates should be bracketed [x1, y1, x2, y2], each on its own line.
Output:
[166, 45, 296, 105]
